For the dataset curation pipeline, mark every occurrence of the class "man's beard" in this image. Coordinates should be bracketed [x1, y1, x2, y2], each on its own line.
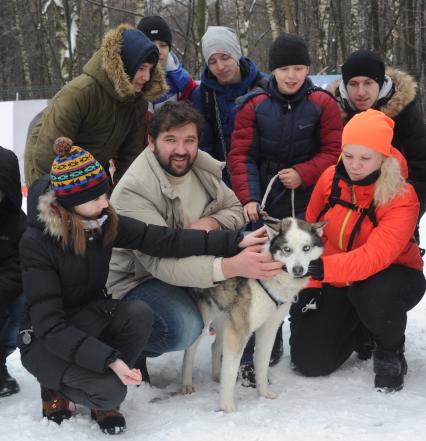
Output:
[154, 149, 196, 177]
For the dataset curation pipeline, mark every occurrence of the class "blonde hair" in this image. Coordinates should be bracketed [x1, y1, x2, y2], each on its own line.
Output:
[374, 155, 407, 205]
[56, 202, 119, 255]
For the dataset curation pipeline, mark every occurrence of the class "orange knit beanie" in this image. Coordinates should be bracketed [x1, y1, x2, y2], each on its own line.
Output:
[342, 109, 394, 156]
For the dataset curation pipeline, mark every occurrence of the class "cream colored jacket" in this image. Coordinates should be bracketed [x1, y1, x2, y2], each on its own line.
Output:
[107, 148, 244, 299]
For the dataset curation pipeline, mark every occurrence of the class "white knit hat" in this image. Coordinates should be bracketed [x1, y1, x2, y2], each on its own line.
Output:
[201, 26, 242, 63]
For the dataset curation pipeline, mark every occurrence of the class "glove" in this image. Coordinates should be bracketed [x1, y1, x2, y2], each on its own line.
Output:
[307, 258, 324, 280]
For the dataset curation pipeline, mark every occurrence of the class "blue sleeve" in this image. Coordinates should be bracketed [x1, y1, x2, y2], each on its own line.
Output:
[191, 87, 218, 158]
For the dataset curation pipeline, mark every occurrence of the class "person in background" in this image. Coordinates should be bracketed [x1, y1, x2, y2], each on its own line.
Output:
[228, 33, 343, 385]
[290, 109, 425, 392]
[137, 15, 197, 114]
[24, 24, 167, 187]
[191, 26, 265, 186]
[107, 101, 283, 382]
[0, 146, 26, 398]
[328, 49, 426, 227]
[19, 137, 260, 434]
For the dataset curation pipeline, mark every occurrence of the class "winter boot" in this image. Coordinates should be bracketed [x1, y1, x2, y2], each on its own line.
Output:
[373, 344, 407, 392]
[134, 356, 150, 385]
[41, 386, 72, 424]
[269, 327, 284, 367]
[91, 408, 126, 435]
[0, 346, 20, 397]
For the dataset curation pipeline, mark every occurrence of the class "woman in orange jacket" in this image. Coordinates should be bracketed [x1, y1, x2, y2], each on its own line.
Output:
[289, 109, 425, 392]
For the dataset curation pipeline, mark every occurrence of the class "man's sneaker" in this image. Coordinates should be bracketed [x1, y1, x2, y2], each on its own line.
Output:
[0, 364, 20, 397]
[134, 356, 150, 385]
[374, 345, 407, 392]
[41, 387, 71, 424]
[239, 363, 256, 388]
[269, 328, 284, 367]
[91, 408, 126, 435]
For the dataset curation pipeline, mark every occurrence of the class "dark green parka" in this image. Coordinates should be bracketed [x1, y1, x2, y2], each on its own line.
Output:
[24, 24, 168, 186]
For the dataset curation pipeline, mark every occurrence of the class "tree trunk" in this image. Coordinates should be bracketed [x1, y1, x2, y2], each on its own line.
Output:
[134, 0, 145, 24]
[195, 0, 207, 68]
[265, 0, 281, 39]
[235, 0, 254, 56]
[282, 0, 296, 33]
[13, 0, 32, 96]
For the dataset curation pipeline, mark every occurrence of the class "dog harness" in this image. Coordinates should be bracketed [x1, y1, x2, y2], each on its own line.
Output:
[256, 279, 285, 308]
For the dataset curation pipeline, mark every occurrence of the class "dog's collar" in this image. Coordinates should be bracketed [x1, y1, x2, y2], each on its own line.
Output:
[256, 279, 285, 308]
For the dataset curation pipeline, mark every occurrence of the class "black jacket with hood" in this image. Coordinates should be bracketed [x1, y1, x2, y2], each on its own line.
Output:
[328, 68, 426, 208]
[0, 147, 26, 313]
[19, 175, 243, 389]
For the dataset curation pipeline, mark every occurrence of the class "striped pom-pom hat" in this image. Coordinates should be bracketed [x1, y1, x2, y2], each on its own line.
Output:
[50, 137, 109, 208]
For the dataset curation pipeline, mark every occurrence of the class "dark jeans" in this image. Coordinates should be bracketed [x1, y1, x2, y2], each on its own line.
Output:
[60, 300, 153, 410]
[289, 265, 426, 377]
[0, 294, 26, 349]
[124, 279, 203, 357]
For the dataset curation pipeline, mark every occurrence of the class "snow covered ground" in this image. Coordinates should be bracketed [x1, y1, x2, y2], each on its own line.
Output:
[2, 220, 426, 440]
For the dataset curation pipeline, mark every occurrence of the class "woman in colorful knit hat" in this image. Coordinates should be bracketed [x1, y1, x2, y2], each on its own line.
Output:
[18, 138, 265, 434]
[290, 109, 425, 392]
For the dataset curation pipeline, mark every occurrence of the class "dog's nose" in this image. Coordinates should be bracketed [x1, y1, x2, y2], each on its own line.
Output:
[292, 265, 305, 277]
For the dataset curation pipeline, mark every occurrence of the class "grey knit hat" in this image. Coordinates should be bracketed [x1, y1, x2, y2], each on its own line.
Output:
[201, 26, 242, 63]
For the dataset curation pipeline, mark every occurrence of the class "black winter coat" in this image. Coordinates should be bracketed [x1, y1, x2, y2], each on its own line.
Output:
[19, 176, 243, 389]
[329, 68, 426, 209]
[0, 146, 26, 313]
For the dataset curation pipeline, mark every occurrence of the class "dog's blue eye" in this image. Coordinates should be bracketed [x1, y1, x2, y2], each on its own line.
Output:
[303, 245, 311, 252]
[283, 246, 292, 253]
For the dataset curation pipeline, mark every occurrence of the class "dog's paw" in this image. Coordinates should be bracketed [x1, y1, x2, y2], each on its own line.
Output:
[181, 384, 196, 394]
[258, 387, 278, 400]
[220, 401, 237, 413]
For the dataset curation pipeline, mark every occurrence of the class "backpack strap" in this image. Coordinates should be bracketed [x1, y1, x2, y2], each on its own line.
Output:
[315, 168, 378, 251]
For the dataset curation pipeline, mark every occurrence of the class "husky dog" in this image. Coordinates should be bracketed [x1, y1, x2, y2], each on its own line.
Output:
[181, 217, 325, 412]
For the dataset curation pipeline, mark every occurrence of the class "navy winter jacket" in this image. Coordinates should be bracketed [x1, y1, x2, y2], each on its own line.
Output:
[229, 77, 343, 218]
[191, 57, 263, 164]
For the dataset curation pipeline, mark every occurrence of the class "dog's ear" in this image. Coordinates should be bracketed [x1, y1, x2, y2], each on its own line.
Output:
[264, 221, 281, 240]
[311, 220, 327, 237]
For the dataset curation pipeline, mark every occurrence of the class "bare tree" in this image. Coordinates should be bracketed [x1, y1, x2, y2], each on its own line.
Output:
[265, 0, 281, 39]
[13, 0, 32, 95]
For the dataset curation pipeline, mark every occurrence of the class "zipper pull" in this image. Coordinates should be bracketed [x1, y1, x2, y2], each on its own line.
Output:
[288, 102, 291, 110]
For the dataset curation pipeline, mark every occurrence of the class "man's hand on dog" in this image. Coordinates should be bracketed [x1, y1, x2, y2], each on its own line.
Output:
[238, 226, 269, 249]
[222, 244, 283, 280]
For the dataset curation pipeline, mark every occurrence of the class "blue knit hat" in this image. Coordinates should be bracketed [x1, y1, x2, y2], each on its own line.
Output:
[121, 29, 159, 80]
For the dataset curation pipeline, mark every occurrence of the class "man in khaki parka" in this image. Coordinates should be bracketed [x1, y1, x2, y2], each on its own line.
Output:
[107, 101, 283, 380]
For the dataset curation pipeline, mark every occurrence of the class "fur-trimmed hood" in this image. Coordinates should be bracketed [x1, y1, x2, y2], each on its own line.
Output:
[84, 23, 168, 100]
[27, 175, 64, 239]
[327, 67, 418, 121]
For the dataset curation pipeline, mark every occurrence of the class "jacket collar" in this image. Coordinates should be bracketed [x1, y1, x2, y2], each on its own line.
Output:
[334, 153, 405, 205]
[328, 67, 418, 121]
[200, 57, 261, 97]
[268, 77, 313, 106]
[144, 148, 225, 199]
